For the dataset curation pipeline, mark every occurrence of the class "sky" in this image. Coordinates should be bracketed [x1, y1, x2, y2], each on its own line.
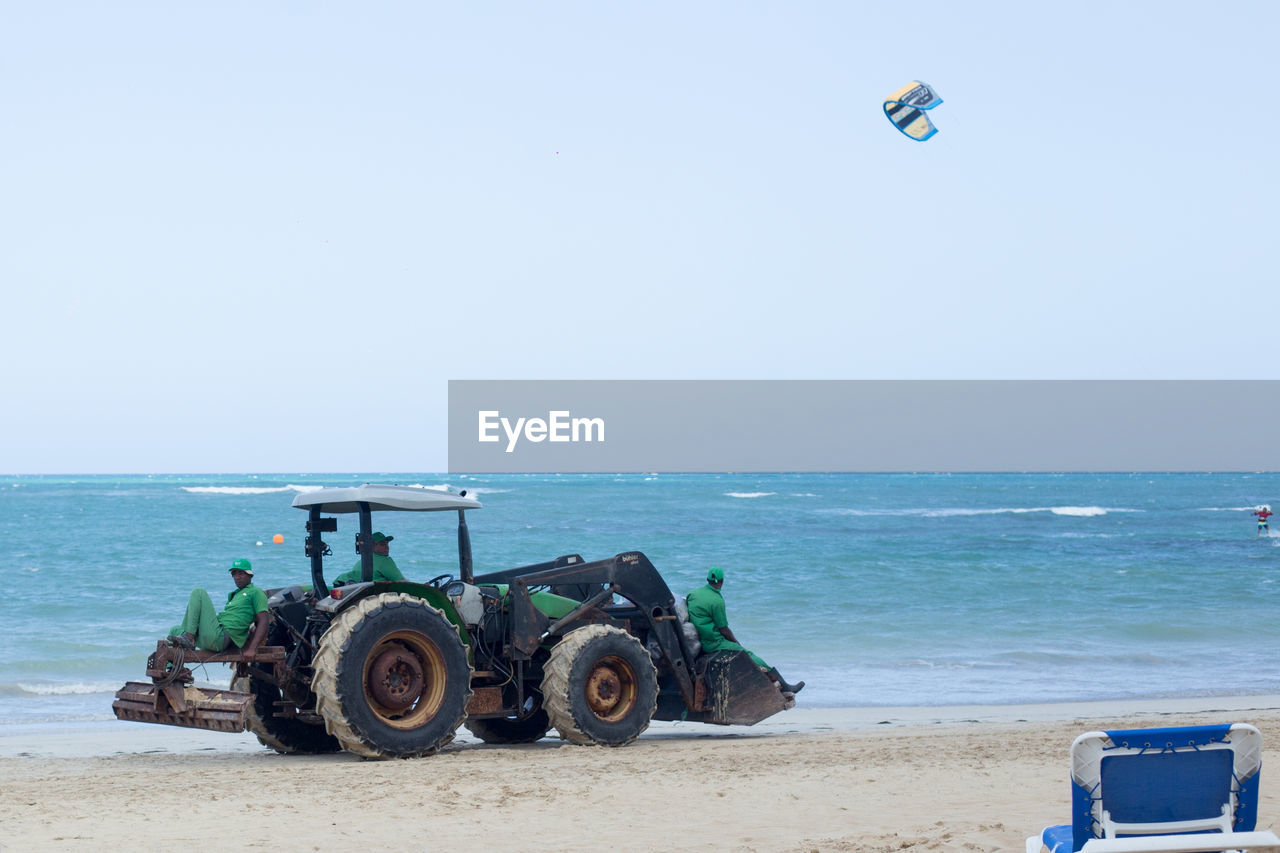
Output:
[2, 2, 1276, 473]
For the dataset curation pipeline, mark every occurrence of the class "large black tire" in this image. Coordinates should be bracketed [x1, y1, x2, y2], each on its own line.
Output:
[231, 670, 341, 755]
[464, 694, 550, 744]
[542, 624, 658, 747]
[312, 592, 472, 760]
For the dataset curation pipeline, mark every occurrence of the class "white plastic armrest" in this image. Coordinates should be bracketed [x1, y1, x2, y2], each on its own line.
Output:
[1080, 830, 1280, 852]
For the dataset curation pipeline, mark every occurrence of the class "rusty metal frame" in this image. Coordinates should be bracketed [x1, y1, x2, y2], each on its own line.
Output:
[111, 641, 290, 732]
[475, 551, 698, 709]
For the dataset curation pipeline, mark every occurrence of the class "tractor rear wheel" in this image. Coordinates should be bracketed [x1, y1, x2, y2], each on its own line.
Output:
[312, 592, 472, 759]
[231, 669, 340, 755]
[542, 624, 658, 747]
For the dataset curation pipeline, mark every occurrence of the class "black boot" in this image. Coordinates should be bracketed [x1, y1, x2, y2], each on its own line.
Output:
[768, 668, 805, 694]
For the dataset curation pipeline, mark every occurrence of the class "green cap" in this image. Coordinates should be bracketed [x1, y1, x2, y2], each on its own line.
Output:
[372, 532, 394, 543]
[230, 558, 254, 576]
[707, 567, 724, 584]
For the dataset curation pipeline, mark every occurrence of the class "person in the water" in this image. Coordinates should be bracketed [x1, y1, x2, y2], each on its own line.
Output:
[1253, 505, 1273, 536]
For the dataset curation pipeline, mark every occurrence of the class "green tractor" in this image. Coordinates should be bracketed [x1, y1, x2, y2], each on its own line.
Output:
[114, 484, 795, 759]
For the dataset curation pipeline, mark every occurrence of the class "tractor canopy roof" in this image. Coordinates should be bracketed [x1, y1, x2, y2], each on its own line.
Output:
[292, 483, 482, 514]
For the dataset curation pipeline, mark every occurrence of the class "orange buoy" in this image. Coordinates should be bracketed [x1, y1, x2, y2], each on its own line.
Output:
[272, 533, 284, 545]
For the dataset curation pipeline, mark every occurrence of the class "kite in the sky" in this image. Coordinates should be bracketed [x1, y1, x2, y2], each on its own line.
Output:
[883, 81, 944, 141]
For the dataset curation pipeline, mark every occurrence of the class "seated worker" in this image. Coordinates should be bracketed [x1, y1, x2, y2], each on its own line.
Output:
[168, 558, 269, 661]
[332, 531, 405, 585]
[686, 567, 804, 695]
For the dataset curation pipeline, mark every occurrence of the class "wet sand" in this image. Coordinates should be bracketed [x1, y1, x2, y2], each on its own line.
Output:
[4, 697, 1280, 852]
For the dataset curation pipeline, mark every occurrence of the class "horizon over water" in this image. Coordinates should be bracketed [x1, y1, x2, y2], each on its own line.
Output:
[2, 472, 1278, 731]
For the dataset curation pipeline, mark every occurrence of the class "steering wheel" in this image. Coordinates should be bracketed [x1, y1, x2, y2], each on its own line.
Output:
[426, 574, 454, 588]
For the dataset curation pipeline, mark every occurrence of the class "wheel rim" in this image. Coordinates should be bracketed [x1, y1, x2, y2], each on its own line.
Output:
[583, 654, 639, 722]
[361, 630, 447, 729]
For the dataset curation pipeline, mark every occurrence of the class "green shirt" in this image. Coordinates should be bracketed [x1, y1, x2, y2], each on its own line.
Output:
[686, 584, 731, 651]
[333, 554, 404, 585]
[220, 584, 269, 647]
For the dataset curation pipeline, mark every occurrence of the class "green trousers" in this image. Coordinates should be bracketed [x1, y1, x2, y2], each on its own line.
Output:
[704, 639, 768, 670]
[168, 588, 231, 651]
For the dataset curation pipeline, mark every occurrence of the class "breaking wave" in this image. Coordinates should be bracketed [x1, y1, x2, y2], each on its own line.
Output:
[1199, 506, 1272, 512]
[2, 682, 120, 697]
[832, 506, 1138, 518]
[181, 485, 313, 495]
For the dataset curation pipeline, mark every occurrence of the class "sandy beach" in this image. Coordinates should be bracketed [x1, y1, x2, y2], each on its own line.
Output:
[4, 697, 1280, 852]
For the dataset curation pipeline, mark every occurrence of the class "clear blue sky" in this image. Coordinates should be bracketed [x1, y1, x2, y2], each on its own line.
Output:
[3, 2, 1275, 473]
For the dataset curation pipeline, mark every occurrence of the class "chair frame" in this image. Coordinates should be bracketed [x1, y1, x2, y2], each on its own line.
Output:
[1027, 723, 1263, 853]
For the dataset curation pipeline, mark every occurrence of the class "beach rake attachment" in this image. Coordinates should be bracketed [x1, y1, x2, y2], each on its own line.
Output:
[112, 641, 285, 733]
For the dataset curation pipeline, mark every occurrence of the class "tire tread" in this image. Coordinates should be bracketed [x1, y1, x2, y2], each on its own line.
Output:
[542, 624, 657, 747]
[312, 592, 472, 759]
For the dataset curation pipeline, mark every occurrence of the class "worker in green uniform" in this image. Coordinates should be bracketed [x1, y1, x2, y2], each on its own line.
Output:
[686, 566, 805, 695]
[332, 531, 405, 585]
[168, 558, 270, 661]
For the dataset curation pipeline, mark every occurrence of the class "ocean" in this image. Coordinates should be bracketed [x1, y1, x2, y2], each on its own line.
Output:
[2, 472, 1278, 730]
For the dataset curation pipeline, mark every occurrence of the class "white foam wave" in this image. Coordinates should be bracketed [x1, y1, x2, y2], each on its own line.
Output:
[183, 479, 463, 500]
[384, 483, 505, 497]
[377, 483, 497, 496]
[181, 484, 313, 495]
[834, 506, 1136, 518]
[725, 492, 776, 499]
[0, 712, 117, 726]
[1199, 506, 1271, 512]
[10, 682, 120, 696]
[1049, 506, 1110, 517]
[893, 659, 976, 670]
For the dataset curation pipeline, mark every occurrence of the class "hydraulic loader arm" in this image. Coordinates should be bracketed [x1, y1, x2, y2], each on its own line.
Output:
[487, 552, 698, 708]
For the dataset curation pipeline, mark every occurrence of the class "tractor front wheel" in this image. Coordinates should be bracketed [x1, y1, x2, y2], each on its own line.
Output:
[312, 592, 472, 759]
[542, 624, 658, 747]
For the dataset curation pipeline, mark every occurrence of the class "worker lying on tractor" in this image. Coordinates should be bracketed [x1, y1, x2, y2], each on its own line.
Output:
[686, 567, 805, 695]
[166, 558, 269, 661]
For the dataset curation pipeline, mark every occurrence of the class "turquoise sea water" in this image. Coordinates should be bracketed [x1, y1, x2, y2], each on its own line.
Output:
[2, 472, 1278, 728]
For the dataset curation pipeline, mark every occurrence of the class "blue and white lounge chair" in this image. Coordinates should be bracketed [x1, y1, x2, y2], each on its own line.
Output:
[1027, 723, 1263, 853]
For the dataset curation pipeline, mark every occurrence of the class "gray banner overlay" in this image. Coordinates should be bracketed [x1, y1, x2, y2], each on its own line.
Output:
[448, 380, 1280, 473]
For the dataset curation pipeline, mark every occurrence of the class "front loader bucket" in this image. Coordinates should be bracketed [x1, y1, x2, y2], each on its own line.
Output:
[112, 681, 253, 733]
[687, 650, 793, 726]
